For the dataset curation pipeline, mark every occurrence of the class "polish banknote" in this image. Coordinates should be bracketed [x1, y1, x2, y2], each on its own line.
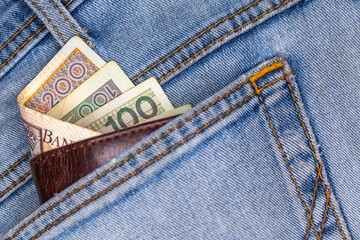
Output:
[46, 61, 135, 123]
[18, 37, 106, 156]
[18, 36, 192, 156]
[75, 77, 175, 133]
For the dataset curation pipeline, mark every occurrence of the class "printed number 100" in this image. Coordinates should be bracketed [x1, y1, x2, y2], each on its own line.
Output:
[104, 96, 158, 131]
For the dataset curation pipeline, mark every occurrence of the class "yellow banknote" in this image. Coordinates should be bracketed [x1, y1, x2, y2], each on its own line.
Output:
[47, 61, 135, 123]
[18, 36, 105, 156]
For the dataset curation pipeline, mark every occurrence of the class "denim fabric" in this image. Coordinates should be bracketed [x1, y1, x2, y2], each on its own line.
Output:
[0, 0, 359, 239]
[23, 0, 93, 46]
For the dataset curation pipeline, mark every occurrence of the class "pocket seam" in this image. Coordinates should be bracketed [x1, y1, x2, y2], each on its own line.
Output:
[7, 60, 286, 240]
[281, 68, 345, 239]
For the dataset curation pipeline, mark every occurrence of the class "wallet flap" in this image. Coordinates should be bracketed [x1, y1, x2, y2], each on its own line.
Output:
[31, 117, 175, 203]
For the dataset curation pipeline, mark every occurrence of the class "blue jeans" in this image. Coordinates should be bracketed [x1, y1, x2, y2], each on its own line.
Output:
[1, 0, 359, 239]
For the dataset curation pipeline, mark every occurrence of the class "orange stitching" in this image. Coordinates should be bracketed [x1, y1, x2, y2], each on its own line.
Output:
[131, 0, 262, 82]
[30, 75, 288, 240]
[31, 93, 256, 239]
[282, 68, 346, 239]
[64, 0, 73, 7]
[260, 75, 286, 89]
[155, 0, 291, 83]
[0, 16, 37, 52]
[31, 1, 66, 43]
[0, 25, 46, 70]
[282, 68, 321, 238]
[48, 0, 86, 42]
[8, 62, 283, 240]
[319, 187, 331, 239]
[306, 160, 322, 240]
[0, 171, 31, 198]
[0, 153, 30, 180]
[250, 73, 320, 238]
[0, 0, 73, 71]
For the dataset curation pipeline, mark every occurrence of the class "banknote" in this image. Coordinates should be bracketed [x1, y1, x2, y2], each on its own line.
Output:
[18, 36, 105, 113]
[75, 77, 174, 133]
[46, 61, 135, 123]
[143, 104, 191, 123]
[20, 105, 100, 156]
[18, 36, 105, 155]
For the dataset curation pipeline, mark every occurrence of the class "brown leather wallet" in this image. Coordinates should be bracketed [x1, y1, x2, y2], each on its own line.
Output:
[30, 117, 175, 203]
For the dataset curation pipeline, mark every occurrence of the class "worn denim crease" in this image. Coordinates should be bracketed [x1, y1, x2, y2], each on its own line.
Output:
[320, 186, 331, 238]
[8, 61, 288, 240]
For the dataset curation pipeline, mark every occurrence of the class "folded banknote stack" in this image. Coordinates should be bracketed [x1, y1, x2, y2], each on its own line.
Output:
[18, 37, 191, 156]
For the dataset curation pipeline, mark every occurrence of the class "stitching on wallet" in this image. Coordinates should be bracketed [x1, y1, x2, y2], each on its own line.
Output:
[0, 170, 31, 199]
[7, 62, 285, 239]
[154, 0, 292, 83]
[250, 69, 320, 238]
[31, 1, 67, 43]
[0, 153, 30, 181]
[36, 121, 169, 161]
[29, 71, 288, 240]
[131, 0, 262, 82]
[283, 68, 346, 239]
[48, 0, 86, 42]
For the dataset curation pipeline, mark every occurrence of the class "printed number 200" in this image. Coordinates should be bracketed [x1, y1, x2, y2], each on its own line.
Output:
[104, 96, 158, 131]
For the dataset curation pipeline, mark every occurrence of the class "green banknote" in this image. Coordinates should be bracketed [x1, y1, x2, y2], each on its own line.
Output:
[75, 77, 175, 133]
[46, 61, 135, 123]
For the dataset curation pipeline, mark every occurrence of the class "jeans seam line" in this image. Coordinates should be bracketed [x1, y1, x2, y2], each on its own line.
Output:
[48, 0, 86, 43]
[31, 0, 67, 43]
[0, 171, 32, 199]
[250, 67, 320, 239]
[0, 16, 38, 54]
[0, 0, 73, 71]
[130, 0, 263, 82]
[7, 60, 284, 240]
[282, 67, 346, 239]
[151, 0, 292, 83]
[0, 153, 30, 181]
[26, 69, 287, 240]
[0, 26, 46, 70]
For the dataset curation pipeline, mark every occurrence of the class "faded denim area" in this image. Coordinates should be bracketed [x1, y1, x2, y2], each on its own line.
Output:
[0, 0, 359, 239]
